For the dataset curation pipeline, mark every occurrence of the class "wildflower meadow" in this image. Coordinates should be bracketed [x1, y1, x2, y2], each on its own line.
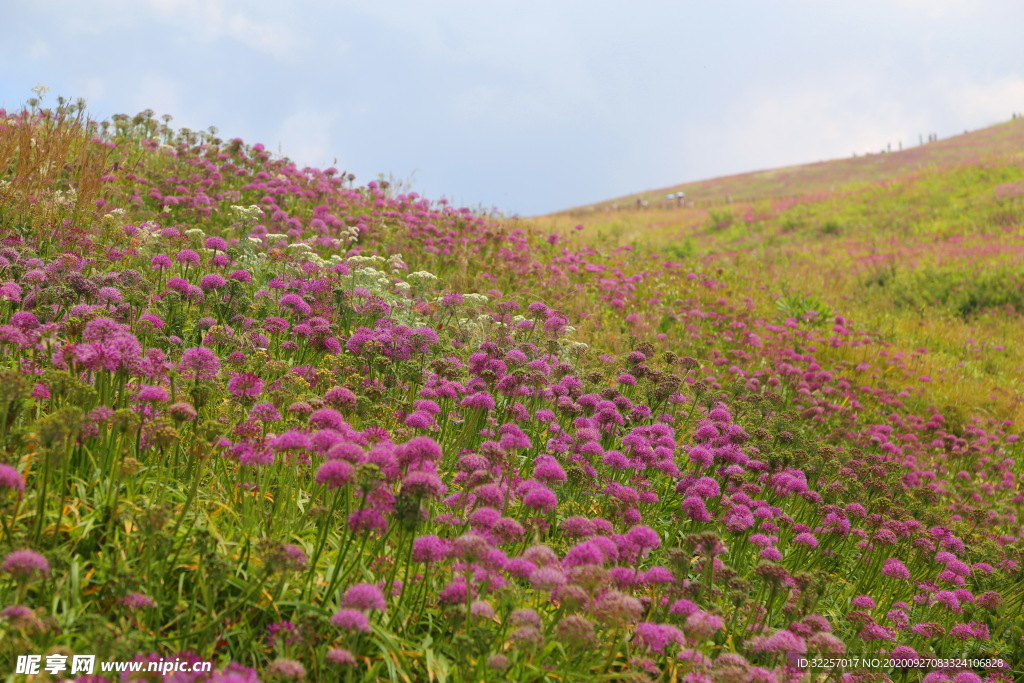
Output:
[0, 95, 1021, 682]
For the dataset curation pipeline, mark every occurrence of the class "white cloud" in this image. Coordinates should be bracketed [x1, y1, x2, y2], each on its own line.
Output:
[882, 0, 979, 19]
[129, 74, 182, 120]
[676, 74, 929, 181]
[134, 0, 304, 61]
[224, 12, 300, 61]
[274, 107, 339, 168]
[939, 74, 1024, 125]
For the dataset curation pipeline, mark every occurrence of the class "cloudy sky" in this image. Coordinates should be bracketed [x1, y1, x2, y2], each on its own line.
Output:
[3, 0, 1023, 215]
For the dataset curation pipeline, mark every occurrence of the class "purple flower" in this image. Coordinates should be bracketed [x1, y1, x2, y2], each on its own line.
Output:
[687, 445, 713, 468]
[179, 347, 220, 380]
[882, 557, 911, 579]
[411, 535, 450, 564]
[401, 471, 447, 499]
[250, 402, 281, 422]
[166, 277, 190, 293]
[688, 476, 720, 499]
[0, 465, 24, 493]
[593, 590, 643, 627]
[326, 648, 356, 667]
[316, 460, 354, 489]
[563, 540, 608, 567]
[119, 592, 156, 609]
[342, 583, 386, 612]
[858, 623, 896, 641]
[467, 507, 500, 529]
[135, 385, 169, 403]
[167, 402, 197, 421]
[97, 286, 123, 304]
[492, 516, 525, 543]
[641, 567, 675, 584]
[272, 430, 311, 452]
[509, 608, 542, 628]
[227, 372, 264, 400]
[404, 411, 434, 429]
[0, 605, 38, 628]
[793, 532, 818, 548]
[395, 436, 443, 468]
[625, 525, 661, 551]
[685, 611, 724, 638]
[308, 408, 347, 431]
[330, 608, 370, 632]
[470, 600, 495, 619]
[533, 455, 566, 485]
[138, 314, 165, 331]
[669, 599, 699, 617]
[561, 516, 595, 538]
[749, 629, 805, 654]
[151, 254, 172, 269]
[889, 645, 919, 664]
[2, 550, 49, 579]
[441, 292, 464, 307]
[176, 249, 201, 266]
[205, 236, 228, 251]
[324, 386, 357, 410]
[910, 622, 945, 638]
[266, 658, 305, 682]
[634, 622, 686, 653]
[522, 486, 558, 512]
[805, 631, 846, 656]
[886, 608, 909, 624]
[278, 293, 311, 317]
[199, 273, 226, 290]
[461, 392, 495, 411]
[0, 282, 21, 303]
[529, 566, 567, 591]
[851, 595, 876, 609]
[264, 317, 291, 334]
[976, 591, 1003, 609]
[694, 424, 719, 441]
[680, 496, 712, 522]
[348, 509, 387, 534]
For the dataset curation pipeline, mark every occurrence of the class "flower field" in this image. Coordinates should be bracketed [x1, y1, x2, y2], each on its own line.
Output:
[0, 98, 1022, 682]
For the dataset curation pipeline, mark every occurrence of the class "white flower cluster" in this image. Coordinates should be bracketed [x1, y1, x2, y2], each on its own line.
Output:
[230, 204, 263, 227]
[406, 271, 437, 284]
[339, 224, 360, 245]
[346, 254, 385, 267]
[102, 208, 127, 225]
[53, 187, 77, 209]
[353, 266, 391, 289]
[387, 254, 406, 272]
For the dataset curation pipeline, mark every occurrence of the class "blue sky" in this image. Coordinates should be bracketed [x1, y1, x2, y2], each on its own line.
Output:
[3, 0, 1024, 215]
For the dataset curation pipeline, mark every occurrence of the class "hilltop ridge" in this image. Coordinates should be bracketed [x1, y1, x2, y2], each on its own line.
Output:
[562, 117, 1024, 213]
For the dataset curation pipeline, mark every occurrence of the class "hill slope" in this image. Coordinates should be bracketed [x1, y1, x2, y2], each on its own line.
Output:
[564, 117, 1024, 212]
[0, 101, 1021, 682]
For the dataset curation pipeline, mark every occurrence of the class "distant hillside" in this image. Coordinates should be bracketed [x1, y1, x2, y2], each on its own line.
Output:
[564, 117, 1024, 212]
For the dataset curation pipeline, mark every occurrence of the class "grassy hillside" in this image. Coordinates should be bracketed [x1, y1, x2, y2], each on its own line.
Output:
[0, 98, 1020, 682]
[561, 118, 1024, 211]
[537, 126, 1024, 431]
